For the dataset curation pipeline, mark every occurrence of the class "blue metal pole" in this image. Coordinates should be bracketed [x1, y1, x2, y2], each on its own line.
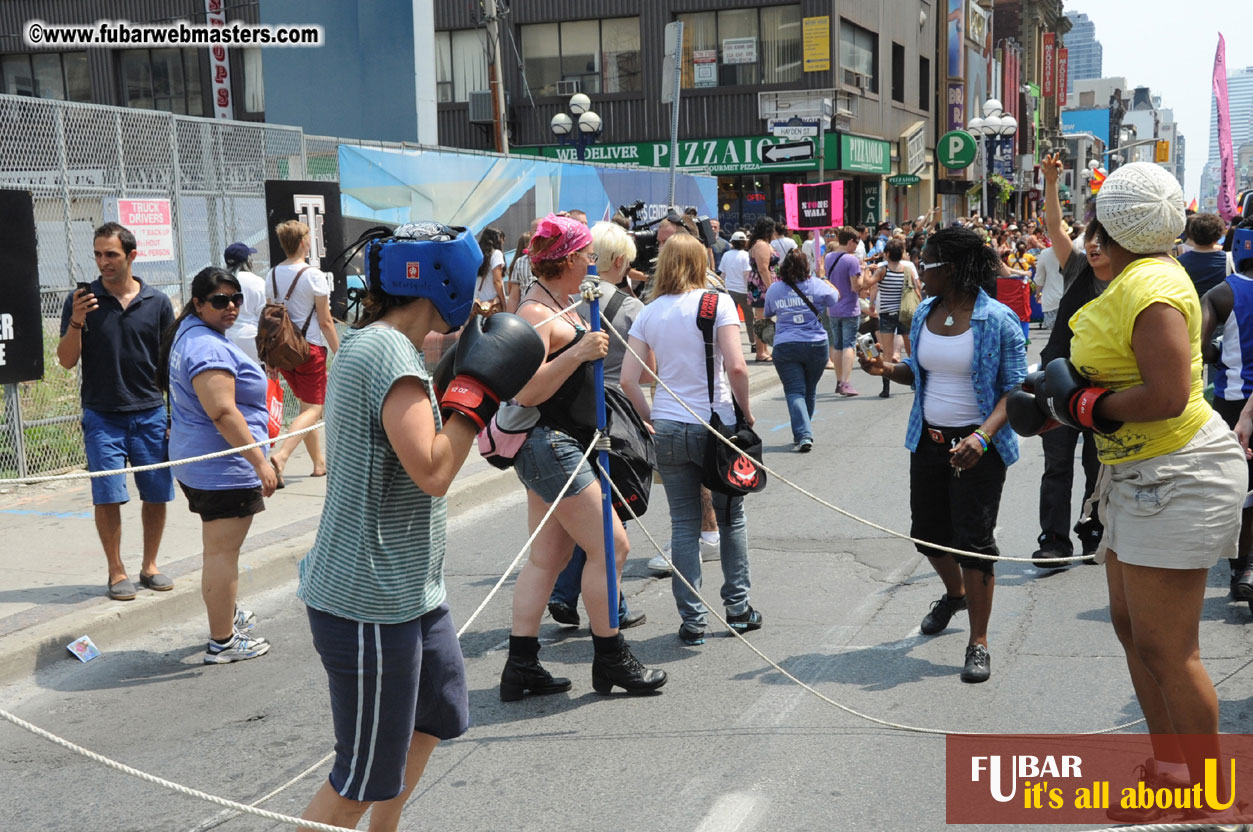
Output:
[588, 274, 618, 629]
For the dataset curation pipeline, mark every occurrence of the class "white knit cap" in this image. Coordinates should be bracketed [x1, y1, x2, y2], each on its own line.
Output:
[1096, 162, 1186, 254]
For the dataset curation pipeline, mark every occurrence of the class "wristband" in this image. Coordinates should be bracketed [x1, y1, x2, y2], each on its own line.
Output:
[974, 428, 992, 447]
[440, 375, 500, 432]
[972, 432, 989, 453]
[69, 319, 84, 330]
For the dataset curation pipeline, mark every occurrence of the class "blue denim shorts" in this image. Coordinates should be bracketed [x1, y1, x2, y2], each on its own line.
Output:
[81, 406, 175, 506]
[307, 603, 469, 803]
[824, 314, 859, 350]
[878, 311, 909, 335]
[514, 424, 597, 503]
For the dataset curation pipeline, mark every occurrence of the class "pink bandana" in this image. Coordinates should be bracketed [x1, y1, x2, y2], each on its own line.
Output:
[528, 213, 593, 261]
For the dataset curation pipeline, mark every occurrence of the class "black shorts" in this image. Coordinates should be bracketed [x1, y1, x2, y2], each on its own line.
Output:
[910, 424, 1007, 574]
[1212, 397, 1253, 491]
[179, 483, 265, 521]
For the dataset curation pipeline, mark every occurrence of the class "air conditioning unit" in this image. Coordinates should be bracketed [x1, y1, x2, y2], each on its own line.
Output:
[556, 79, 582, 96]
[841, 68, 864, 89]
[468, 90, 510, 124]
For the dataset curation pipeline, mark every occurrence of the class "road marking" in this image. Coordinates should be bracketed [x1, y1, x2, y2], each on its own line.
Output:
[693, 791, 764, 832]
[0, 508, 92, 520]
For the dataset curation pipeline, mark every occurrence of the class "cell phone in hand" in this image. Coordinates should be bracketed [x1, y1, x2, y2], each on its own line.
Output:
[76, 282, 91, 295]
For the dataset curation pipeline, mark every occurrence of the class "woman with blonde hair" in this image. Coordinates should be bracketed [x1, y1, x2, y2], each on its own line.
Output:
[621, 234, 761, 646]
[500, 213, 666, 700]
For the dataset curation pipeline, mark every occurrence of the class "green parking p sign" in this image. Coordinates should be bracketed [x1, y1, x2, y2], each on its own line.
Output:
[938, 130, 977, 170]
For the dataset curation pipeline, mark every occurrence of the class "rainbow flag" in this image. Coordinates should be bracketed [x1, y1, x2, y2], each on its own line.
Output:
[1090, 168, 1107, 195]
[1188, 197, 1199, 212]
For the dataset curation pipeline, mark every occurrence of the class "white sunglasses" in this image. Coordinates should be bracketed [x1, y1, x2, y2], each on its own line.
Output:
[919, 261, 950, 271]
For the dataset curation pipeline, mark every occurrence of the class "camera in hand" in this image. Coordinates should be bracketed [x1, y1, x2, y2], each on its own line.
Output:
[856, 332, 881, 361]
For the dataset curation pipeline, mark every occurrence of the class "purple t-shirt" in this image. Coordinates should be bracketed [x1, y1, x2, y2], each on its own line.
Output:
[764, 278, 841, 345]
[824, 250, 861, 317]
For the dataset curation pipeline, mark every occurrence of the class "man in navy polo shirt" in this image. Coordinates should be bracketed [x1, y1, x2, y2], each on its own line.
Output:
[58, 223, 176, 601]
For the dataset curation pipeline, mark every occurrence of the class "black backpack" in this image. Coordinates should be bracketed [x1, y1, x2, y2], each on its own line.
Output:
[597, 385, 655, 520]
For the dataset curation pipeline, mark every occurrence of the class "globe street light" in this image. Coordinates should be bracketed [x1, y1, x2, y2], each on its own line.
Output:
[551, 94, 602, 161]
[968, 99, 1019, 219]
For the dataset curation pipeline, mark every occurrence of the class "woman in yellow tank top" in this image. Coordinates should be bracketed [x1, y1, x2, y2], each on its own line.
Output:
[1060, 163, 1244, 820]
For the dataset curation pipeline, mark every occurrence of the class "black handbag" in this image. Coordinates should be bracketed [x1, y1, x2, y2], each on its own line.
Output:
[696, 291, 766, 496]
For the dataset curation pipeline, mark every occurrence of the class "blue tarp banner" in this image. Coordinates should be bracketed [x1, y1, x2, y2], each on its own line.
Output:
[337, 145, 719, 237]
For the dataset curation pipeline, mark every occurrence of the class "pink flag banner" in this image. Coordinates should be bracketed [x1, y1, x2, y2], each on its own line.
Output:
[784, 181, 844, 230]
[1215, 34, 1238, 222]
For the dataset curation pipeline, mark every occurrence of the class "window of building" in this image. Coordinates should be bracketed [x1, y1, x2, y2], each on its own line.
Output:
[0, 52, 91, 101]
[891, 42, 904, 102]
[119, 49, 202, 114]
[919, 56, 930, 111]
[242, 48, 264, 113]
[1079, 90, 1095, 107]
[435, 30, 489, 104]
[838, 19, 878, 94]
[678, 6, 801, 89]
[520, 17, 641, 97]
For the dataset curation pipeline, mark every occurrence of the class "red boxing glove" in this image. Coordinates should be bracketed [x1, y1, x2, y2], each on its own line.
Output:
[440, 375, 500, 431]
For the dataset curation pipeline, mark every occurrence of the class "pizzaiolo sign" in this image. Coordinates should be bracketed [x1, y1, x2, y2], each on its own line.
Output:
[515, 135, 825, 174]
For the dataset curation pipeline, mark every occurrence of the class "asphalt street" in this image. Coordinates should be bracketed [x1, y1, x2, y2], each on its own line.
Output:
[3, 358, 1253, 832]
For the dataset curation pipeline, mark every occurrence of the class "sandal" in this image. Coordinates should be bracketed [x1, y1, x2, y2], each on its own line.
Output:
[270, 459, 286, 490]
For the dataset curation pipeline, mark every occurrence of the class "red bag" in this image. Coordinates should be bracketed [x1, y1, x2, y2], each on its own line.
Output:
[266, 378, 284, 443]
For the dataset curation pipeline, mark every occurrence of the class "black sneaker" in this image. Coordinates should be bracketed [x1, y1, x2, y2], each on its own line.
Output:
[618, 610, 647, 629]
[547, 601, 580, 627]
[1031, 535, 1073, 570]
[960, 643, 991, 683]
[726, 606, 763, 633]
[1075, 520, 1103, 565]
[678, 624, 706, 646]
[1232, 564, 1253, 601]
[920, 594, 966, 635]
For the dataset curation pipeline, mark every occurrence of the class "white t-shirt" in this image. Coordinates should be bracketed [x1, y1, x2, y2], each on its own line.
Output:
[1033, 246, 1065, 313]
[267, 263, 332, 347]
[226, 268, 267, 364]
[719, 248, 751, 294]
[855, 240, 867, 264]
[771, 236, 797, 262]
[629, 289, 738, 425]
[801, 239, 821, 277]
[476, 249, 506, 302]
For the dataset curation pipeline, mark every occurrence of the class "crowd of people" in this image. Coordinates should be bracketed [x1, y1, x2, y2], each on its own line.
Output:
[51, 157, 1253, 827]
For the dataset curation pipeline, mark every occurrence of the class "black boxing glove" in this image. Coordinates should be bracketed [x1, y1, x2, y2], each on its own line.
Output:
[1007, 371, 1059, 437]
[1042, 358, 1122, 434]
[441, 312, 545, 431]
[431, 346, 456, 404]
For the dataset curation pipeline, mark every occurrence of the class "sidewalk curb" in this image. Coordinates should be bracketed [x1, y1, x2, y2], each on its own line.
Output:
[0, 371, 781, 687]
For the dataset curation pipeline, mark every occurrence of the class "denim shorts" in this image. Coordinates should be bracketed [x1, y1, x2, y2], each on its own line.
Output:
[81, 406, 175, 506]
[878, 311, 909, 335]
[824, 314, 859, 350]
[514, 424, 597, 503]
[307, 603, 469, 803]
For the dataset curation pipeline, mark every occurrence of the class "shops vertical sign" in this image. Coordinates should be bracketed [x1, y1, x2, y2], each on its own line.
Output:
[1042, 32, 1056, 100]
[1056, 48, 1068, 107]
[205, 0, 233, 119]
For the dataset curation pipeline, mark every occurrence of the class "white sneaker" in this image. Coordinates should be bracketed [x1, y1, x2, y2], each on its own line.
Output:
[234, 606, 256, 632]
[647, 546, 672, 574]
[699, 537, 720, 562]
[204, 632, 270, 664]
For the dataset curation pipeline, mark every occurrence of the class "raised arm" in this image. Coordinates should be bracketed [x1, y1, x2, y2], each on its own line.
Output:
[1041, 153, 1075, 268]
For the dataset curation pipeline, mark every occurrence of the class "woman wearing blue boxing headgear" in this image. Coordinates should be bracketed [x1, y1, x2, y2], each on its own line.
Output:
[297, 224, 544, 830]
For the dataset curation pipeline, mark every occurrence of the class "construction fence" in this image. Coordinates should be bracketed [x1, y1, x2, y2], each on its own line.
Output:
[0, 93, 414, 479]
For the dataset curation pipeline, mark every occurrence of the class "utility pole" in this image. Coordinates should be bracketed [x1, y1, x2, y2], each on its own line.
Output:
[484, 0, 509, 154]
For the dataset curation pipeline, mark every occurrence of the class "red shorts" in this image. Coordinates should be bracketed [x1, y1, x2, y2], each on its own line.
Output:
[280, 344, 328, 405]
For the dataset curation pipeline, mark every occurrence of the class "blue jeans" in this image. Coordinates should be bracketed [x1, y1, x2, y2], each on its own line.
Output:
[653, 420, 751, 629]
[549, 545, 632, 618]
[771, 340, 829, 443]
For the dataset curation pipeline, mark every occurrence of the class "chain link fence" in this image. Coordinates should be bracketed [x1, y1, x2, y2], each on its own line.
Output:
[0, 94, 377, 479]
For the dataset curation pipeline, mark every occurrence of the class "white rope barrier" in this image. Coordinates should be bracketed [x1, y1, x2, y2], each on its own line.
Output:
[600, 315, 1090, 566]
[0, 424, 324, 487]
[0, 707, 356, 832]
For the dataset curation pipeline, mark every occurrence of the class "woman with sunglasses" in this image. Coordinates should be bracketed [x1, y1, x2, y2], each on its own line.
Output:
[158, 267, 278, 663]
[859, 227, 1026, 683]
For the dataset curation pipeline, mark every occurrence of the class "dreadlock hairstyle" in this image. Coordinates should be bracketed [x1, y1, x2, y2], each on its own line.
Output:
[777, 248, 809, 287]
[927, 226, 1001, 300]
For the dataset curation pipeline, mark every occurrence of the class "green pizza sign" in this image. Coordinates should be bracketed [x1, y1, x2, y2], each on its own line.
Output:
[887, 174, 922, 187]
[937, 130, 977, 170]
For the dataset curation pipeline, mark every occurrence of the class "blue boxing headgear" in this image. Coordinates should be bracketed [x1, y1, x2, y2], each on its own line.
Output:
[1233, 226, 1253, 271]
[365, 222, 480, 329]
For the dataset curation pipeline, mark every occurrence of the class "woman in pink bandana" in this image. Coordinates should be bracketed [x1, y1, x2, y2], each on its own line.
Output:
[500, 214, 667, 700]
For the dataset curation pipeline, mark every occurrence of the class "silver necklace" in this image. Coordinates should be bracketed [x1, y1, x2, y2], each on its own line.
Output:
[941, 300, 973, 327]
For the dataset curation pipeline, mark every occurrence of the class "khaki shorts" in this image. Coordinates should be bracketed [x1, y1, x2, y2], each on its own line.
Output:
[1093, 412, 1245, 569]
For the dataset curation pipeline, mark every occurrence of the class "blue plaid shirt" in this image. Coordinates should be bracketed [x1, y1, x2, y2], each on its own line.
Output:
[901, 289, 1027, 465]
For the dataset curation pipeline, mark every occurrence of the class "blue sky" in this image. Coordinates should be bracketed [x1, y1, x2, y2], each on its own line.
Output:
[1067, 0, 1253, 199]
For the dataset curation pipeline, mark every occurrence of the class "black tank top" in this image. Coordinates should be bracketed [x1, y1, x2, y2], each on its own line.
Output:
[535, 321, 599, 445]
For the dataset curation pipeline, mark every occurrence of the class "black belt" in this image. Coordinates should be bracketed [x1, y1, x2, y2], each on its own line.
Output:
[924, 423, 980, 445]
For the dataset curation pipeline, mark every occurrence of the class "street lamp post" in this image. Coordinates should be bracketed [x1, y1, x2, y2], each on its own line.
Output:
[550, 93, 602, 162]
[967, 99, 1018, 220]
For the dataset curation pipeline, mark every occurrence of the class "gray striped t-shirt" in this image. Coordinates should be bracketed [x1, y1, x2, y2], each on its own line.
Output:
[297, 324, 447, 624]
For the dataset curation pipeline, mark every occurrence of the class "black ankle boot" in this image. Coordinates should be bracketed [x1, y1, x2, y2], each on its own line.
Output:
[591, 635, 667, 695]
[879, 376, 891, 398]
[499, 654, 572, 702]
